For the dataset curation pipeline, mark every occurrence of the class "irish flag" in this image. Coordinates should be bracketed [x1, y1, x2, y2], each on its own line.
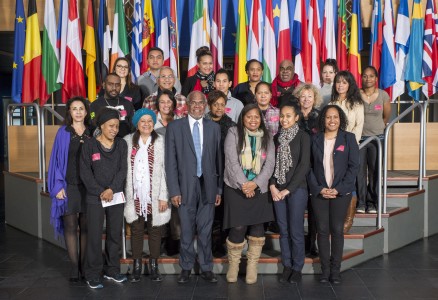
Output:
[110, 0, 129, 71]
[42, 0, 60, 98]
[187, 0, 210, 77]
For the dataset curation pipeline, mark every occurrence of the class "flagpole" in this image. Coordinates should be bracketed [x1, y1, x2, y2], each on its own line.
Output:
[51, 93, 55, 125]
[411, 99, 415, 122]
[23, 106, 27, 126]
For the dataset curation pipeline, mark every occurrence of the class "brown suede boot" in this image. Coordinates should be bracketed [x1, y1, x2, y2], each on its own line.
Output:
[226, 239, 246, 283]
[245, 236, 265, 284]
[343, 195, 357, 234]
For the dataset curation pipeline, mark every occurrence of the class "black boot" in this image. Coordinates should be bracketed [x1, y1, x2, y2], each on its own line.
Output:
[130, 258, 142, 283]
[149, 259, 163, 282]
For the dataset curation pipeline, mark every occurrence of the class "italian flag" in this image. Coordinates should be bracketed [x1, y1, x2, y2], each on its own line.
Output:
[42, 0, 61, 96]
[110, 0, 129, 71]
[187, 0, 210, 77]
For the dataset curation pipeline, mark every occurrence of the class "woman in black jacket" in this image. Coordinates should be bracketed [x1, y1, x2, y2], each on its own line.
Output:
[307, 105, 359, 284]
[269, 102, 310, 283]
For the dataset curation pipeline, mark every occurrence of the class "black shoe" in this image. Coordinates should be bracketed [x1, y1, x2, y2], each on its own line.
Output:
[130, 258, 142, 283]
[149, 258, 163, 282]
[178, 270, 191, 284]
[289, 270, 302, 283]
[200, 271, 218, 283]
[319, 272, 330, 283]
[279, 267, 293, 283]
[330, 275, 341, 284]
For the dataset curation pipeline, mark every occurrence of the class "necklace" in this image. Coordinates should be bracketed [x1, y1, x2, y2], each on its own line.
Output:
[363, 89, 376, 99]
[105, 97, 119, 107]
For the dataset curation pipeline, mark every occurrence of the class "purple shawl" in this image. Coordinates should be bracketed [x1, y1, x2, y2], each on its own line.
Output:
[48, 126, 71, 239]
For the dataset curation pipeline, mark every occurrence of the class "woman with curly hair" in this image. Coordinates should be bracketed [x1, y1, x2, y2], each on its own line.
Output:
[308, 105, 359, 284]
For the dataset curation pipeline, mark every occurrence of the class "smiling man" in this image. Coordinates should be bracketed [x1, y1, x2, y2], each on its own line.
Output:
[271, 60, 303, 107]
[165, 91, 223, 284]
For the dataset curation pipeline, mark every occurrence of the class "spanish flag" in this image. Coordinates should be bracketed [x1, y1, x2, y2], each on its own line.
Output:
[83, 0, 97, 102]
[22, 0, 47, 104]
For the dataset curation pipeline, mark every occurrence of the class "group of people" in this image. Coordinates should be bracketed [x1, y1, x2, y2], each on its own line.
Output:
[48, 46, 391, 289]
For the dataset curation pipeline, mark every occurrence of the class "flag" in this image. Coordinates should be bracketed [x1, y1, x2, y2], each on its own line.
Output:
[309, 0, 321, 86]
[140, 0, 155, 73]
[97, 0, 111, 80]
[321, 0, 336, 62]
[22, 0, 47, 103]
[169, 0, 179, 76]
[369, 0, 383, 73]
[292, 0, 311, 82]
[11, 0, 26, 103]
[422, 0, 438, 98]
[247, 0, 263, 61]
[42, 0, 61, 98]
[111, 0, 129, 71]
[157, 0, 170, 67]
[337, 0, 348, 71]
[57, 0, 68, 84]
[210, 0, 223, 72]
[62, 0, 86, 101]
[278, 0, 293, 71]
[188, 0, 211, 77]
[262, 0, 276, 82]
[234, 0, 247, 84]
[393, 0, 410, 101]
[405, 0, 425, 101]
[348, 0, 363, 88]
[380, 0, 396, 92]
[83, 0, 97, 102]
[131, 0, 142, 82]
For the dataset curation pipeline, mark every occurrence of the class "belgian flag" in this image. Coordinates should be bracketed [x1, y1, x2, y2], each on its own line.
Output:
[22, 0, 48, 103]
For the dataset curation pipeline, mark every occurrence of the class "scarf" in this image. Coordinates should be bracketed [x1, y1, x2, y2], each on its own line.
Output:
[274, 123, 300, 185]
[271, 74, 301, 107]
[132, 136, 154, 219]
[241, 128, 264, 175]
[195, 70, 214, 94]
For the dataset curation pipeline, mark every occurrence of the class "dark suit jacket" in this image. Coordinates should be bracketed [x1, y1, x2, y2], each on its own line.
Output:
[165, 117, 223, 205]
[307, 130, 359, 197]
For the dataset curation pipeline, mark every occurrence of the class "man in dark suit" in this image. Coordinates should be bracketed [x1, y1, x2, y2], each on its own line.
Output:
[165, 91, 223, 283]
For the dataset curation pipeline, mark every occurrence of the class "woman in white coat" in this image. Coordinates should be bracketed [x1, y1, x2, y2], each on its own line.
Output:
[124, 108, 171, 282]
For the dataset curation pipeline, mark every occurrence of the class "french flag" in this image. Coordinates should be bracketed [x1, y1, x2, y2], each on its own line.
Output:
[157, 0, 169, 67]
[293, 0, 311, 83]
[321, 0, 337, 61]
[380, 0, 396, 94]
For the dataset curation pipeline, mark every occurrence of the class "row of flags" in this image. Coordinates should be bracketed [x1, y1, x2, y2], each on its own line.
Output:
[11, 0, 438, 105]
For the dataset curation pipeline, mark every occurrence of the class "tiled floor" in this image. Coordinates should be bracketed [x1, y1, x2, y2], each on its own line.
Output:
[0, 224, 438, 299]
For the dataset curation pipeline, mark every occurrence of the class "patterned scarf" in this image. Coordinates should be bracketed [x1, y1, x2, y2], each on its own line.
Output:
[241, 128, 264, 175]
[195, 70, 214, 94]
[131, 140, 154, 217]
[274, 123, 299, 184]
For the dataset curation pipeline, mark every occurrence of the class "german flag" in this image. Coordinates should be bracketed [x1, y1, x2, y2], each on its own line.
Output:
[22, 0, 47, 103]
[83, 0, 97, 102]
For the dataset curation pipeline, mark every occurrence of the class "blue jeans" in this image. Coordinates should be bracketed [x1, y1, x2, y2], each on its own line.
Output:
[273, 187, 308, 271]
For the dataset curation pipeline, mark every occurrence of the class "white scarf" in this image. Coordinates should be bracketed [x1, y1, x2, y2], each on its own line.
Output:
[133, 136, 152, 219]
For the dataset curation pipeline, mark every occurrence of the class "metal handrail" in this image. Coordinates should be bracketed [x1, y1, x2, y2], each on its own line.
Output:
[383, 102, 424, 213]
[6, 103, 42, 178]
[40, 105, 65, 192]
[359, 136, 383, 229]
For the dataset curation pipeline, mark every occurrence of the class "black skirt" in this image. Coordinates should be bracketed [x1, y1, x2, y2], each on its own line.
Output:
[66, 184, 87, 215]
[223, 184, 274, 229]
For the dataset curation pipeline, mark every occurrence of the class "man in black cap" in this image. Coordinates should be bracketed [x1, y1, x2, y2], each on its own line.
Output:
[90, 73, 135, 137]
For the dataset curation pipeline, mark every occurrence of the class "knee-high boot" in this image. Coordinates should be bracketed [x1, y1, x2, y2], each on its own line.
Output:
[245, 236, 265, 285]
[226, 238, 245, 283]
[343, 195, 357, 234]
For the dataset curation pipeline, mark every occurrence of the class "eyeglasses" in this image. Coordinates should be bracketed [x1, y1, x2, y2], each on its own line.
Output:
[159, 75, 175, 79]
[116, 65, 129, 70]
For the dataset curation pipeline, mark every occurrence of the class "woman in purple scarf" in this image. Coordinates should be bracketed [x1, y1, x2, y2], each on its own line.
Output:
[48, 97, 92, 282]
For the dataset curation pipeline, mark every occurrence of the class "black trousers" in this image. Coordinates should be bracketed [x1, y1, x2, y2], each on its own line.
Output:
[357, 139, 381, 208]
[84, 202, 124, 281]
[311, 194, 351, 276]
[178, 177, 215, 272]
